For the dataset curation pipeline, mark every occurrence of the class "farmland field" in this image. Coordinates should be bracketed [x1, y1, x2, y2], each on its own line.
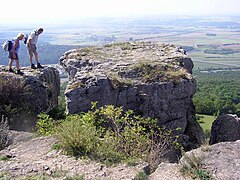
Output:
[1, 15, 240, 70]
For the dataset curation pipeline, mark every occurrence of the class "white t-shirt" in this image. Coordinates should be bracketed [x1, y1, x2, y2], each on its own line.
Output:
[27, 31, 39, 44]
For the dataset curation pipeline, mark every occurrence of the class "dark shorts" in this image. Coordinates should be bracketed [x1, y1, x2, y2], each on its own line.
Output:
[8, 52, 19, 60]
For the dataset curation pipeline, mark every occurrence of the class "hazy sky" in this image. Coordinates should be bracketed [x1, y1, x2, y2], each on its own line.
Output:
[0, 0, 240, 24]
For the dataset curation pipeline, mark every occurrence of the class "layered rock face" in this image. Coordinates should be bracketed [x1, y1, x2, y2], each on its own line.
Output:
[0, 66, 60, 130]
[60, 42, 204, 150]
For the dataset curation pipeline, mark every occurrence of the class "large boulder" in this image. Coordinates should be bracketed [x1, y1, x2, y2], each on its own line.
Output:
[0, 66, 60, 130]
[60, 42, 205, 152]
[150, 140, 240, 180]
[210, 114, 240, 145]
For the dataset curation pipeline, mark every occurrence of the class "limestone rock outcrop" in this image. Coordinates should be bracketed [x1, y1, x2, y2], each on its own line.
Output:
[60, 42, 205, 151]
[150, 140, 240, 180]
[0, 66, 60, 130]
[210, 114, 240, 145]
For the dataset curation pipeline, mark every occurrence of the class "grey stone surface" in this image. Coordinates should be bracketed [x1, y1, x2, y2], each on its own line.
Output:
[149, 162, 191, 180]
[60, 42, 205, 151]
[151, 140, 240, 180]
[0, 66, 60, 130]
[180, 140, 240, 180]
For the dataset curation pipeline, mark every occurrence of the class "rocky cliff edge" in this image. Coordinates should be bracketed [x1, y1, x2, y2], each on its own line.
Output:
[0, 66, 60, 130]
[60, 42, 205, 152]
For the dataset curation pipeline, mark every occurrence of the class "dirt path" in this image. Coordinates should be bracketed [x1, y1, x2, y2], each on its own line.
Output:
[0, 131, 148, 179]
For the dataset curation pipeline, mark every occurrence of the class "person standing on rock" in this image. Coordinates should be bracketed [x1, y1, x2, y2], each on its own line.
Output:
[8, 33, 25, 75]
[27, 28, 44, 69]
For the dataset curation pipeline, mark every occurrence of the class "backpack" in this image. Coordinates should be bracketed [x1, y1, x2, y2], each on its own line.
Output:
[2, 40, 13, 51]
[24, 31, 37, 44]
[23, 34, 28, 44]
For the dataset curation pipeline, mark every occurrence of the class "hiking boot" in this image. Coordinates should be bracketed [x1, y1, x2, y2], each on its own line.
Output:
[31, 64, 37, 69]
[16, 70, 24, 75]
[8, 68, 14, 73]
[37, 62, 44, 69]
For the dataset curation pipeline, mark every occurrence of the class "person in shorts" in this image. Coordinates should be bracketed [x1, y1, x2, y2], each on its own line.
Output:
[8, 33, 25, 75]
[27, 28, 44, 69]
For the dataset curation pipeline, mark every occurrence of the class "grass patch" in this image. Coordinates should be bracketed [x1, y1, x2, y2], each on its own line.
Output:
[64, 175, 84, 180]
[0, 155, 11, 161]
[0, 172, 11, 180]
[180, 153, 213, 180]
[197, 114, 215, 131]
[68, 82, 85, 90]
[134, 171, 149, 180]
[197, 114, 215, 141]
[128, 62, 191, 84]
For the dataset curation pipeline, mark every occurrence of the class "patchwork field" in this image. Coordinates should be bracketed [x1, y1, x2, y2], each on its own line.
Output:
[1, 16, 240, 70]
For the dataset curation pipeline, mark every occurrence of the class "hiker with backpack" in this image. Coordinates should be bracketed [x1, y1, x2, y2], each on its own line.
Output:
[26, 28, 44, 69]
[8, 33, 25, 75]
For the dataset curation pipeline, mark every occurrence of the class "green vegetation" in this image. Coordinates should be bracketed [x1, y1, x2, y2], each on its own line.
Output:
[0, 75, 28, 118]
[204, 48, 238, 55]
[0, 172, 11, 180]
[0, 155, 11, 161]
[37, 102, 177, 170]
[197, 115, 215, 132]
[193, 71, 240, 116]
[36, 114, 56, 136]
[36, 82, 67, 135]
[197, 114, 215, 141]
[48, 81, 67, 120]
[180, 153, 213, 180]
[130, 62, 190, 84]
[54, 104, 176, 169]
[134, 171, 149, 180]
[108, 73, 134, 88]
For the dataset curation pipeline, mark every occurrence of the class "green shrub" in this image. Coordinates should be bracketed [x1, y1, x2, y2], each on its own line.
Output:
[36, 114, 56, 136]
[55, 104, 176, 168]
[55, 114, 98, 157]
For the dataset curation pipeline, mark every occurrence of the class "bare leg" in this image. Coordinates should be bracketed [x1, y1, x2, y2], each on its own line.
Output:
[29, 54, 33, 65]
[8, 58, 14, 69]
[16, 60, 20, 70]
[34, 52, 39, 63]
